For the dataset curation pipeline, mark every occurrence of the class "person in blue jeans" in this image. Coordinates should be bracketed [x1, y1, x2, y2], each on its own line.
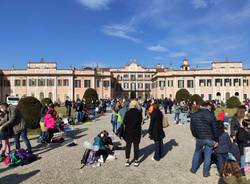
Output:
[190, 101, 219, 177]
[0, 103, 32, 153]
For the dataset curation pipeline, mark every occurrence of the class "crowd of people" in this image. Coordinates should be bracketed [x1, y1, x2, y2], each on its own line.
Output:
[190, 101, 250, 183]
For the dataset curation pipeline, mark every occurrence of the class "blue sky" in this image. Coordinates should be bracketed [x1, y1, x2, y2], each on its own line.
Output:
[0, 0, 250, 69]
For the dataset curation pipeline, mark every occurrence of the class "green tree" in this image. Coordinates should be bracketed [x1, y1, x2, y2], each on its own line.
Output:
[190, 94, 204, 105]
[83, 88, 98, 106]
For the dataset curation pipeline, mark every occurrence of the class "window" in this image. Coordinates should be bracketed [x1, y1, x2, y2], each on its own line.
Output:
[29, 79, 36, 86]
[138, 74, 143, 78]
[22, 80, 26, 86]
[224, 79, 231, 86]
[178, 80, 184, 88]
[123, 83, 129, 89]
[74, 80, 81, 88]
[207, 79, 212, 86]
[169, 80, 173, 87]
[138, 83, 143, 89]
[47, 79, 55, 86]
[243, 79, 249, 86]
[14, 79, 21, 86]
[199, 79, 206, 87]
[159, 81, 165, 88]
[63, 79, 69, 86]
[145, 74, 151, 78]
[131, 75, 136, 80]
[96, 80, 100, 88]
[123, 74, 129, 78]
[187, 80, 193, 88]
[103, 81, 109, 88]
[145, 83, 150, 90]
[39, 92, 44, 100]
[38, 79, 45, 86]
[208, 94, 212, 100]
[4, 80, 10, 86]
[48, 92, 53, 99]
[84, 80, 91, 88]
[215, 78, 222, 86]
[244, 94, 247, 100]
[57, 79, 62, 86]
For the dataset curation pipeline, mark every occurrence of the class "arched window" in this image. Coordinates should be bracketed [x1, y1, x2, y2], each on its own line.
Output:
[216, 92, 221, 96]
[235, 92, 239, 96]
[39, 92, 44, 100]
[48, 92, 53, 100]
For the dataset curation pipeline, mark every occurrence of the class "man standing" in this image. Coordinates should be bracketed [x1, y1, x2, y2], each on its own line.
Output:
[190, 101, 218, 177]
[0, 103, 32, 153]
[65, 98, 72, 118]
[124, 96, 142, 167]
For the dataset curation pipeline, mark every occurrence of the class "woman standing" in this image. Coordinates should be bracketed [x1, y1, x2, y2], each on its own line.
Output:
[0, 110, 11, 161]
[148, 101, 165, 161]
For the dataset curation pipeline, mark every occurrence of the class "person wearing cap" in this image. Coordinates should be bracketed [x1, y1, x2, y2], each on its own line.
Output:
[190, 101, 219, 177]
[123, 97, 142, 167]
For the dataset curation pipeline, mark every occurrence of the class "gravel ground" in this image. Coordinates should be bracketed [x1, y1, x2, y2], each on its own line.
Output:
[0, 112, 238, 184]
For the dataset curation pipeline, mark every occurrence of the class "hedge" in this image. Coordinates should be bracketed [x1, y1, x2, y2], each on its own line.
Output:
[175, 89, 191, 102]
[17, 96, 42, 129]
[83, 88, 98, 107]
[226, 96, 241, 108]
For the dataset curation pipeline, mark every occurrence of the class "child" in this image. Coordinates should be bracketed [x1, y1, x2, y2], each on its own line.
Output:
[44, 108, 56, 143]
[174, 103, 181, 124]
[218, 160, 249, 184]
[111, 109, 119, 134]
[215, 122, 232, 172]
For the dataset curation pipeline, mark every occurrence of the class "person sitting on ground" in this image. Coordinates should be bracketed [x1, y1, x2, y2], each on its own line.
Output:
[218, 160, 249, 184]
[215, 122, 232, 173]
[93, 130, 115, 163]
[44, 104, 57, 143]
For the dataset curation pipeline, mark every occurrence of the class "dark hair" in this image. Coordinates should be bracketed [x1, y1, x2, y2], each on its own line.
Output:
[221, 160, 241, 181]
[242, 119, 250, 127]
[153, 101, 160, 110]
[217, 121, 225, 130]
[201, 101, 211, 107]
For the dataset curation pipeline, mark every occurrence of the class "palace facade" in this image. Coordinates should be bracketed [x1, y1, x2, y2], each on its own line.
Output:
[0, 58, 249, 103]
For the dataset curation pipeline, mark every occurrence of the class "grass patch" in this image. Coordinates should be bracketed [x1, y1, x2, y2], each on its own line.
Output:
[27, 128, 41, 136]
[55, 106, 76, 118]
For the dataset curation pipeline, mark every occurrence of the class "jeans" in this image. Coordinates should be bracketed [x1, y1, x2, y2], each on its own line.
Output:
[14, 129, 32, 152]
[216, 153, 227, 172]
[112, 121, 117, 133]
[154, 140, 163, 161]
[240, 155, 246, 168]
[175, 112, 180, 122]
[191, 139, 214, 177]
[125, 141, 139, 161]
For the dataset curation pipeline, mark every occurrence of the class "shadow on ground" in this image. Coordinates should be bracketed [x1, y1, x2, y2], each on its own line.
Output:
[0, 170, 40, 184]
[139, 139, 178, 163]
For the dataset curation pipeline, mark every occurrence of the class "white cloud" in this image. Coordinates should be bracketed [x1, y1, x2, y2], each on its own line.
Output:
[191, 0, 208, 9]
[77, 0, 112, 10]
[168, 52, 187, 58]
[147, 45, 168, 52]
[102, 24, 140, 43]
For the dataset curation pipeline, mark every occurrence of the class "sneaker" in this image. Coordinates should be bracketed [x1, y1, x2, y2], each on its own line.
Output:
[107, 155, 116, 161]
[125, 159, 130, 167]
[134, 160, 140, 167]
[98, 156, 104, 163]
[151, 156, 156, 161]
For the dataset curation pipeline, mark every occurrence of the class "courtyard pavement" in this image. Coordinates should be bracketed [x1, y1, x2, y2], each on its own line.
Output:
[0, 112, 237, 184]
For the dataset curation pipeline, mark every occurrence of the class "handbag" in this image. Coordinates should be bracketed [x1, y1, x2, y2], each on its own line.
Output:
[163, 116, 169, 128]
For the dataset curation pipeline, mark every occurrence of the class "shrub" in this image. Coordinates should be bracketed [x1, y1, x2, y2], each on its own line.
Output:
[175, 89, 191, 102]
[41, 98, 52, 106]
[226, 96, 241, 108]
[83, 88, 98, 107]
[17, 96, 42, 129]
[190, 94, 204, 105]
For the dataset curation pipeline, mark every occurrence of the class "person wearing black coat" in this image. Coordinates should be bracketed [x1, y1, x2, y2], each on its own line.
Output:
[123, 100, 142, 167]
[148, 102, 165, 161]
[190, 101, 218, 177]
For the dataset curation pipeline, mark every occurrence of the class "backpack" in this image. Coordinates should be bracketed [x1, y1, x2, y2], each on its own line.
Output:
[86, 150, 96, 165]
[15, 149, 37, 165]
[51, 136, 65, 143]
[81, 149, 91, 168]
